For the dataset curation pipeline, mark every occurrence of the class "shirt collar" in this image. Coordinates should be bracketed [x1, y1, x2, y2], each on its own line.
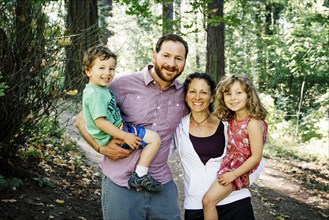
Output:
[142, 64, 180, 90]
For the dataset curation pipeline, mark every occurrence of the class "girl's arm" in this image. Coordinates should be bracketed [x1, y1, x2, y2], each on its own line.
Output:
[218, 119, 265, 185]
[95, 117, 142, 149]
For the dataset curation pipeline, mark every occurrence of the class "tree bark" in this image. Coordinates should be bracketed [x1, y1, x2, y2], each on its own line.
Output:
[162, 1, 174, 34]
[64, 0, 99, 93]
[206, 0, 225, 83]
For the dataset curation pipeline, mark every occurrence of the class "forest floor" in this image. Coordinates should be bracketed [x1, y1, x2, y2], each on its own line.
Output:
[0, 113, 328, 220]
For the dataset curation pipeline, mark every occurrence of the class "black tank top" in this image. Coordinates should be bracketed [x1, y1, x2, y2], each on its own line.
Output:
[189, 121, 225, 165]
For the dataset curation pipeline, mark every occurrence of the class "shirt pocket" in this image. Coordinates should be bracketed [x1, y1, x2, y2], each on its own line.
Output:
[120, 94, 150, 123]
[165, 98, 185, 127]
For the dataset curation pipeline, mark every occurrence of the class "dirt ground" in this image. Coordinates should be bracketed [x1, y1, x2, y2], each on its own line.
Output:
[169, 152, 328, 220]
[0, 115, 328, 219]
[1, 142, 328, 220]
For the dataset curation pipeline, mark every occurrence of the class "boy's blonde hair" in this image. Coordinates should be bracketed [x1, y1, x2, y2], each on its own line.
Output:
[214, 74, 268, 121]
[82, 45, 117, 74]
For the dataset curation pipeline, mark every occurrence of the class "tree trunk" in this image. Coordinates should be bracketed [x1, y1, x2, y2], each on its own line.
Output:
[162, 1, 174, 34]
[98, 0, 113, 44]
[64, 0, 99, 93]
[175, 0, 181, 34]
[206, 0, 225, 83]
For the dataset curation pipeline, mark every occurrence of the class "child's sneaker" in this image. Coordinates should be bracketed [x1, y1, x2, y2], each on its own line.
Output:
[128, 171, 164, 192]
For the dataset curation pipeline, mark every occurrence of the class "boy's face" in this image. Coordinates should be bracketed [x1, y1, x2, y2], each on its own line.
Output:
[86, 57, 116, 87]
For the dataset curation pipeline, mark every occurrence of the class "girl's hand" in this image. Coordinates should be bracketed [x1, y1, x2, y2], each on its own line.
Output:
[218, 172, 237, 186]
[122, 133, 142, 150]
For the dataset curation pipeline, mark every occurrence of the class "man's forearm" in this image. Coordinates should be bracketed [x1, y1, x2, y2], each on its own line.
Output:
[75, 112, 101, 153]
[248, 159, 265, 186]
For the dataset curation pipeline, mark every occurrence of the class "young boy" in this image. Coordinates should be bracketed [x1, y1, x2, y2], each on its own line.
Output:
[82, 45, 163, 192]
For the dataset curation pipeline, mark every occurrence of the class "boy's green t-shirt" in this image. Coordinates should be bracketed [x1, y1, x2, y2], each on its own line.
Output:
[83, 84, 122, 146]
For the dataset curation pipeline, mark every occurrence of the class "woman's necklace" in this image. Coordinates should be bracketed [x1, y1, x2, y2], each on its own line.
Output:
[191, 113, 211, 133]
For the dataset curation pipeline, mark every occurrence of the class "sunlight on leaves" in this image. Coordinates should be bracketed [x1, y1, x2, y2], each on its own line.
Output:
[55, 199, 64, 204]
[64, 90, 78, 96]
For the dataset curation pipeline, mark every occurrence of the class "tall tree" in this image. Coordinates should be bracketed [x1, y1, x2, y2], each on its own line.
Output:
[64, 0, 99, 93]
[0, 0, 44, 156]
[0, 0, 63, 164]
[206, 0, 225, 83]
[162, 0, 174, 34]
[175, 0, 182, 34]
[98, 0, 114, 44]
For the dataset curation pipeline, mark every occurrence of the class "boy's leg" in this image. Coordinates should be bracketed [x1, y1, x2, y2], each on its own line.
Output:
[202, 180, 233, 220]
[137, 128, 161, 167]
[127, 126, 163, 192]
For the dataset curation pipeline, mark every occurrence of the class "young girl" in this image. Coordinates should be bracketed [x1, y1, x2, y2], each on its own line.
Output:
[202, 74, 268, 220]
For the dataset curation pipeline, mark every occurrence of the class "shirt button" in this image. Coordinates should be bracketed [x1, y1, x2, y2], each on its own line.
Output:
[153, 123, 157, 126]
[157, 107, 161, 109]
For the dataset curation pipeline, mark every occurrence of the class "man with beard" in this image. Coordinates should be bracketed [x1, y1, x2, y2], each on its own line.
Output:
[76, 34, 189, 220]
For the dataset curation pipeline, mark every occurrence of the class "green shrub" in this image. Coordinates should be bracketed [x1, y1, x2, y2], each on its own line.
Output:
[0, 175, 23, 190]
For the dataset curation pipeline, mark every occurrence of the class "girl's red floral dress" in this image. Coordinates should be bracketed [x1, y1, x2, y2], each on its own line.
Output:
[218, 117, 268, 190]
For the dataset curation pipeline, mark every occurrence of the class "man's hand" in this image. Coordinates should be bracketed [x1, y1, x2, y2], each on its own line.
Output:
[243, 176, 250, 188]
[100, 138, 131, 160]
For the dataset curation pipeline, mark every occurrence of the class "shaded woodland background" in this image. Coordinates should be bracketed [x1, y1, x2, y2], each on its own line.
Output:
[0, 0, 328, 207]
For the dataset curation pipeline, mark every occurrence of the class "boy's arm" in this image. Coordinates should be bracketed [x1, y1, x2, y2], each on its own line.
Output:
[94, 117, 142, 149]
[75, 111, 131, 160]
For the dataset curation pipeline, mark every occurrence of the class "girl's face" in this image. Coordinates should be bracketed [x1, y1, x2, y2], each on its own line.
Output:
[86, 57, 116, 87]
[223, 81, 248, 117]
[185, 78, 213, 113]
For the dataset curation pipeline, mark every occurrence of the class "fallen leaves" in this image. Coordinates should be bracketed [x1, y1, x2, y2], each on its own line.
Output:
[1, 199, 17, 203]
[55, 199, 64, 204]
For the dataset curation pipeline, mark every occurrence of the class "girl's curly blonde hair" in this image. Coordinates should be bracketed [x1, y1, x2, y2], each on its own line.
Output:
[214, 74, 268, 121]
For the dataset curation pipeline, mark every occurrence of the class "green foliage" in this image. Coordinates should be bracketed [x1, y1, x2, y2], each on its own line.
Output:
[0, 175, 23, 190]
[0, 0, 83, 160]
[117, 0, 152, 18]
[299, 91, 329, 142]
[225, 0, 328, 144]
[0, 74, 8, 97]
[261, 92, 328, 165]
[34, 177, 54, 188]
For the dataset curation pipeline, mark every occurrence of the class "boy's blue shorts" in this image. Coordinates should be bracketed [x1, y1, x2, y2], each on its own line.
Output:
[120, 122, 147, 150]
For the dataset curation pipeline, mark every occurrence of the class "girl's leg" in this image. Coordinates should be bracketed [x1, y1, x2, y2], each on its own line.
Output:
[202, 180, 233, 220]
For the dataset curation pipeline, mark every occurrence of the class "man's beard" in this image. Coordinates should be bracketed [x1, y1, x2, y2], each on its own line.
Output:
[154, 63, 183, 83]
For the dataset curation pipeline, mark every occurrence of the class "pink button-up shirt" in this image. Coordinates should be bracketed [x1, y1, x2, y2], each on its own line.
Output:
[100, 65, 187, 187]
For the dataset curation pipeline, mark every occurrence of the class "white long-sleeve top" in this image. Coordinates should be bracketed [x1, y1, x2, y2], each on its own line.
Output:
[170, 113, 264, 210]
